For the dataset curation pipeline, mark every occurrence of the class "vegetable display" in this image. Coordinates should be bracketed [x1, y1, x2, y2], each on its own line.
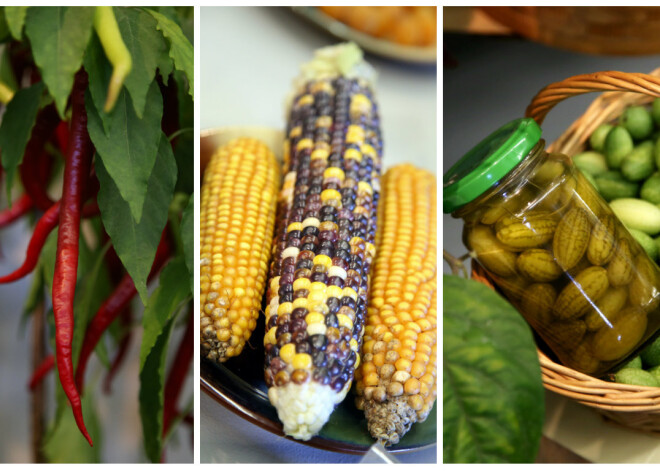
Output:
[0, 6, 193, 463]
[201, 43, 437, 449]
[573, 98, 660, 388]
[445, 117, 660, 378]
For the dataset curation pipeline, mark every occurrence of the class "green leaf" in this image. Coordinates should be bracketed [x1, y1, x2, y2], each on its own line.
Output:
[0, 45, 18, 92]
[86, 82, 163, 223]
[42, 386, 101, 463]
[72, 242, 112, 368]
[24, 7, 95, 117]
[147, 9, 193, 99]
[139, 315, 175, 463]
[115, 7, 169, 118]
[180, 194, 194, 294]
[5, 6, 27, 40]
[0, 9, 10, 42]
[95, 131, 177, 303]
[173, 133, 193, 195]
[443, 275, 544, 464]
[139, 256, 190, 370]
[22, 259, 45, 318]
[0, 81, 45, 200]
[83, 33, 113, 133]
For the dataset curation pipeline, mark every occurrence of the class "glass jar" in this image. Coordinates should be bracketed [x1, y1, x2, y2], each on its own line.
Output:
[444, 118, 660, 377]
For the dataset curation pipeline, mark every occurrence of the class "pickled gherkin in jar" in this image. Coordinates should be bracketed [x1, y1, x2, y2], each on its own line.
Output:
[444, 118, 660, 377]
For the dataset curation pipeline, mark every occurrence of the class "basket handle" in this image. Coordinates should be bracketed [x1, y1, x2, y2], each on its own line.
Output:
[525, 70, 660, 124]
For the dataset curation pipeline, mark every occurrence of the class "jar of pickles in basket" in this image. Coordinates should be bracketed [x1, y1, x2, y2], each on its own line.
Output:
[443, 118, 660, 377]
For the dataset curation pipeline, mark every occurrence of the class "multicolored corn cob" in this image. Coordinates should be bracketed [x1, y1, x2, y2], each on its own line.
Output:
[355, 164, 437, 446]
[200, 138, 280, 363]
[264, 43, 382, 440]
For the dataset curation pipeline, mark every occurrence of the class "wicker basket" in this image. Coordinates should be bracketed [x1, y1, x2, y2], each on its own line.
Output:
[472, 69, 660, 435]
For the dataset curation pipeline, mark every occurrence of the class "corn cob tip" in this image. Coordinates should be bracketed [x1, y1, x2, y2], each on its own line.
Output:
[268, 382, 347, 440]
[362, 396, 417, 447]
[287, 42, 377, 119]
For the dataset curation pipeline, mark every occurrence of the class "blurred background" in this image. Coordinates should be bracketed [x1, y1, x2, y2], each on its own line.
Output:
[444, 6, 660, 463]
[201, 6, 436, 464]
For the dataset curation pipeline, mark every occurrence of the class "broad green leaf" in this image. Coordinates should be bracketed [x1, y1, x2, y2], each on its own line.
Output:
[42, 386, 101, 463]
[24, 7, 95, 117]
[115, 7, 169, 118]
[139, 256, 189, 369]
[443, 275, 544, 464]
[86, 83, 163, 223]
[5, 6, 27, 40]
[0, 9, 10, 42]
[173, 133, 193, 195]
[72, 242, 112, 368]
[83, 33, 113, 133]
[0, 82, 45, 200]
[180, 194, 194, 293]
[139, 315, 175, 463]
[0, 45, 18, 92]
[147, 9, 193, 99]
[95, 131, 177, 303]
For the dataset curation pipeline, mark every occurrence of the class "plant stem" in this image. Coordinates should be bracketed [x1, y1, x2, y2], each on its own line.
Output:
[443, 249, 470, 278]
[30, 301, 46, 463]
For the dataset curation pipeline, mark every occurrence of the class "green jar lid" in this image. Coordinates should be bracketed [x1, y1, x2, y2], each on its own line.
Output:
[443, 118, 542, 213]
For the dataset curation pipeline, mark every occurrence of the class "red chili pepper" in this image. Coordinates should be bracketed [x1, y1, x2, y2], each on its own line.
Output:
[0, 194, 100, 285]
[28, 353, 55, 391]
[102, 308, 132, 394]
[162, 310, 193, 437]
[19, 104, 60, 211]
[0, 201, 58, 283]
[51, 69, 94, 446]
[75, 233, 171, 392]
[0, 193, 33, 228]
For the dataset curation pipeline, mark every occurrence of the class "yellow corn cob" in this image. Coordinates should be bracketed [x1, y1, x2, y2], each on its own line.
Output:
[200, 137, 280, 363]
[355, 163, 437, 446]
[264, 43, 382, 440]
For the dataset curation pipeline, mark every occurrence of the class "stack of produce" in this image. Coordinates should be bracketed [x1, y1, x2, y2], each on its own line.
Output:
[573, 99, 660, 262]
[200, 43, 437, 446]
[572, 98, 660, 386]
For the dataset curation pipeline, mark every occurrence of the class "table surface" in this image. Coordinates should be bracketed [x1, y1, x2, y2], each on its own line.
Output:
[444, 28, 660, 463]
[200, 6, 437, 463]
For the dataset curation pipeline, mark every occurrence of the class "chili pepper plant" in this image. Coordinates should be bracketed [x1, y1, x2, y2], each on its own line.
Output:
[0, 6, 194, 463]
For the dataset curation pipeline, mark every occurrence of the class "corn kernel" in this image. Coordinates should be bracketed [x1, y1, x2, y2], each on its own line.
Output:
[395, 359, 412, 373]
[313, 254, 332, 269]
[277, 302, 293, 316]
[343, 147, 362, 162]
[337, 314, 353, 330]
[323, 167, 345, 180]
[280, 343, 296, 364]
[305, 312, 325, 325]
[296, 94, 314, 107]
[311, 148, 329, 160]
[364, 372, 379, 387]
[292, 353, 312, 370]
[293, 278, 311, 291]
[408, 394, 424, 411]
[296, 138, 313, 151]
